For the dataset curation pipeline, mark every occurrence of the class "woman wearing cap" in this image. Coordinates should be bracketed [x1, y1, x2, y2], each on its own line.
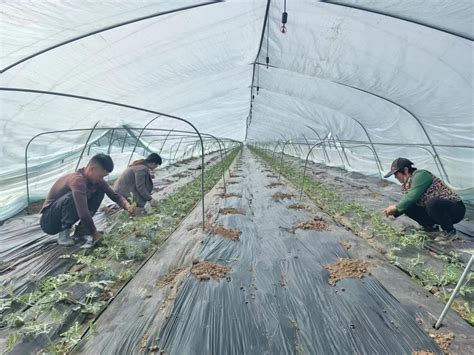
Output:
[383, 157, 465, 241]
[114, 153, 162, 210]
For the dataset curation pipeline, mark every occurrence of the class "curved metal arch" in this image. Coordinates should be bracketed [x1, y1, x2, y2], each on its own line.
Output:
[340, 143, 446, 180]
[160, 129, 175, 154]
[305, 125, 330, 162]
[329, 135, 347, 171]
[278, 137, 321, 179]
[248, 68, 449, 182]
[7, 87, 207, 230]
[334, 143, 380, 175]
[127, 116, 160, 166]
[271, 140, 282, 160]
[165, 135, 229, 194]
[246, 85, 384, 174]
[1, 2, 221, 73]
[335, 134, 350, 168]
[320, 0, 472, 41]
[75, 121, 100, 171]
[329, 79, 448, 181]
[302, 135, 316, 161]
[299, 141, 324, 200]
[172, 138, 184, 162]
[307, 108, 384, 175]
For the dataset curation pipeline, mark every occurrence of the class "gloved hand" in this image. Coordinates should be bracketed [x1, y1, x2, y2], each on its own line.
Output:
[144, 201, 152, 213]
[150, 198, 159, 208]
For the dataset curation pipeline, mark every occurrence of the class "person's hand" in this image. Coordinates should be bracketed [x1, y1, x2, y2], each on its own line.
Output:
[383, 205, 397, 217]
[126, 204, 136, 216]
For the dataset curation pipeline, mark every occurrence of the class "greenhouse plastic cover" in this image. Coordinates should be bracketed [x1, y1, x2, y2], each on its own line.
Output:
[1, 0, 473, 220]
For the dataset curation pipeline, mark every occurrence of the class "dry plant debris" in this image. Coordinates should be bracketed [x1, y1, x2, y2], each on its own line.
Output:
[191, 260, 230, 281]
[340, 241, 352, 250]
[219, 208, 245, 215]
[140, 335, 149, 349]
[287, 204, 306, 210]
[429, 332, 454, 352]
[157, 267, 187, 288]
[324, 258, 371, 286]
[217, 193, 242, 198]
[26, 200, 45, 214]
[266, 182, 284, 188]
[272, 192, 295, 201]
[186, 222, 211, 231]
[172, 172, 189, 178]
[188, 165, 202, 170]
[412, 352, 434, 355]
[295, 216, 328, 231]
[208, 225, 241, 241]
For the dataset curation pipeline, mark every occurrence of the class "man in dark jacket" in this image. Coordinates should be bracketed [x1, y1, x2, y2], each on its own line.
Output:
[40, 154, 134, 248]
[383, 158, 465, 241]
[114, 153, 162, 210]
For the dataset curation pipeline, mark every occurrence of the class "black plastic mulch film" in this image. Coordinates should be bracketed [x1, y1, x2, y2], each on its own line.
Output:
[80, 150, 440, 354]
[157, 151, 440, 354]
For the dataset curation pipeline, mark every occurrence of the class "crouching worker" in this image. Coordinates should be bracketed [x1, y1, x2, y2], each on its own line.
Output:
[114, 153, 162, 213]
[383, 158, 465, 242]
[40, 154, 134, 248]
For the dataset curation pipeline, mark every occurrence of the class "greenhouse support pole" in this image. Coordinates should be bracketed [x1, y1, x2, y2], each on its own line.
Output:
[127, 115, 160, 166]
[107, 129, 115, 154]
[279, 138, 295, 180]
[302, 135, 315, 162]
[306, 125, 330, 163]
[159, 129, 174, 154]
[299, 142, 324, 200]
[435, 255, 473, 329]
[191, 141, 197, 158]
[272, 140, 282, 160]
[209, 135, 227, 195]
[75, 121, 100, 172]
[121, 133, 128, 152]
[355, 122, 383, 178]
[336, 143, 380, 174]
[336, 134, 350, 167]
[172, 138, 184, 163]
[3, 88, 206, 230]
[332, 135, 346, 170]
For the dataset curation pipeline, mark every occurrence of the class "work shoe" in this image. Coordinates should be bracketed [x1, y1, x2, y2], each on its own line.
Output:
[73, 223, 87, 238]
[422, 225, 440, 233]
[434, 230, 458, 245]
[80, 235, 94, 249]
[57, 229, 75, 246]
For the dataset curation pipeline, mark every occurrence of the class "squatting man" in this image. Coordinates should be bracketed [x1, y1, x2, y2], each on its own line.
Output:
[40, 154, 161, 248]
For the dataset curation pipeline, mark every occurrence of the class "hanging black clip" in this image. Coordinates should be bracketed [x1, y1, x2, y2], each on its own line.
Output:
[280, 11, 288, 33]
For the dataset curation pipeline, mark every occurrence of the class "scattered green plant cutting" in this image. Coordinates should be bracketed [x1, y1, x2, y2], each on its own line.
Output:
[250, 146, 473, 325]
[1, 148, 240, 353]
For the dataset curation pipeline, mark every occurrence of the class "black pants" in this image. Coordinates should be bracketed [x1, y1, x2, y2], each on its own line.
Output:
[40, 191, 104, 235]
[404, 198, 466, 232]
